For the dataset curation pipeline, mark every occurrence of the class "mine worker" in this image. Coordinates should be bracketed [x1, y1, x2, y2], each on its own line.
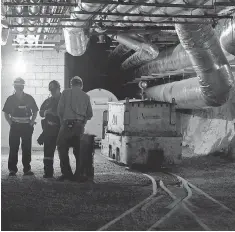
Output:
[38, 80, 61, 178]
[2, 77, 38, 176]
[57, 76, 93, 181]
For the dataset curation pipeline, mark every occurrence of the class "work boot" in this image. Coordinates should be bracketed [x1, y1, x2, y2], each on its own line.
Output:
[43, 174, 53, 178]
[57, 175, 75, 182]
[74, 175, 88, 183]
[9, 171, 16, 177]
[23, 171, 34, 176]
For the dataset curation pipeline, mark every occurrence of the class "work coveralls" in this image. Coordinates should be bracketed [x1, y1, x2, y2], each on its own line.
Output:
[2, 93, 38, 173]
[39, 96, 61, 177]
[57, 87, 93, 179]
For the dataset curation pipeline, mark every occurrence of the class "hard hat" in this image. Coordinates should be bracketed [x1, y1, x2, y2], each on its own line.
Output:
[13, 77, 25, 86]
[70, 76, 83, 88]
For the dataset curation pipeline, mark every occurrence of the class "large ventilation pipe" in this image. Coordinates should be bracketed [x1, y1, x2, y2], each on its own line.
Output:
[1, 4, 9, 46]
[111, 34, 159, 58]
[121, 0, 212, 70]
[220, 18, 235, 56]
[136, 43, 190, 76]
[122, 50, 155, 69]
[109, 44, 132, 61]
[145, 20, 234, 109]
[109, 34, 146, 58]
[64, 2, 108, 56]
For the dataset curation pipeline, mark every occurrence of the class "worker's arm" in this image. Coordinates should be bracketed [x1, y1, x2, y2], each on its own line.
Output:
[30, 111, 38, 126]
[39, 99, 48, 118]
[30, 96, 39, 126]
[86, 96, 93, 122]
[57, 91, 65, 124]
[2, 97, 12, 126]
[4, 113, 12, 126]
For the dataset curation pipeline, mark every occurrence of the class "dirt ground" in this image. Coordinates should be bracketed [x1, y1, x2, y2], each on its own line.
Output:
[1, 148, 235, 230]
[1, 149, 152, 231]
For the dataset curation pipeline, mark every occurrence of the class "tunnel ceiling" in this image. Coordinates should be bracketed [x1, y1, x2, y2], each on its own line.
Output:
[2, 0, 235, 82]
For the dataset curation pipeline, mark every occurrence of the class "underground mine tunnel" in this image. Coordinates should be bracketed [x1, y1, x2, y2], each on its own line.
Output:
[1, 0, 235, 231]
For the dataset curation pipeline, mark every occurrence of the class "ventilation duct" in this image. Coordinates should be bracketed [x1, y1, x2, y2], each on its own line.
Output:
[145, 20, 234, 109]
[109, 44, 132, 60]
[1, 4, 9, 45]
[136, 43, 190, 76]
[63, 28, 89, 56]
[112, 34, 159, 57]
[64, 2, 109, 56]
[121, 0, 212, 70]
[220, 18, 235, 56]
[122, 49, 158, 69]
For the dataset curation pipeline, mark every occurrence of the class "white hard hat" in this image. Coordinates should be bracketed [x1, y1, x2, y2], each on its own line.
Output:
[70, 76, 83, 88]
[13, 77, 25, 86]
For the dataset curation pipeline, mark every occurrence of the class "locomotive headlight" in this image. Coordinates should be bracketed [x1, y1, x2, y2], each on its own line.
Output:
[139, 81, 148, 89]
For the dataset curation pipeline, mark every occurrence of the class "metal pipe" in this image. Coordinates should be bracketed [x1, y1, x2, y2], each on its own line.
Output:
[4, 2, 77, 6]
[11, 32, 62, 35]
[60, 18, 210, 25]
[3, 1, 214, 8]
[8, 25, 175, 30]
[5, 14, 70, 18]
[5, 13, 230, 19]
[70, 11, 232, 19]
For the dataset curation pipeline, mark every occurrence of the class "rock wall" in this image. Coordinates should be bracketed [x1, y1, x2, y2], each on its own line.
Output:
[180, 90, 235, 159]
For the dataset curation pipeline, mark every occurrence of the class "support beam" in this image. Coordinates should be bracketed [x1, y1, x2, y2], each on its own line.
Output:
[8, 25, 175, 31]
[4, 2, 77, 7]
[214, 2, 235, 7]
[6, 13, 232, 20]
[6, 14, 70, 18]
[70, 11, 232, 19]
[60, 19, 210, 25]
[11, 32, 63, 35]
[4, 0, 214, 9]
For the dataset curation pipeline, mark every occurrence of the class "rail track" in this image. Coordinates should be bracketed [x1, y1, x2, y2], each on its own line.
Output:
[97, 167, 235, 231]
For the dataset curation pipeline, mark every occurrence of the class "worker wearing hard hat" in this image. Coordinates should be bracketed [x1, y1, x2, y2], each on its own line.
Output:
[57, 76, 93, 182]
[38, 80, 61, 178]
[2, 77, 38, 176]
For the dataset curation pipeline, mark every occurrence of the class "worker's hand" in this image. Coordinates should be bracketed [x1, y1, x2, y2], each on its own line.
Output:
[44, 109, 52, 117]
[29, 120, 35, 126]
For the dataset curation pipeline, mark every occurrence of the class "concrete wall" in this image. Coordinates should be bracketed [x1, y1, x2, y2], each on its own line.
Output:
[1, 44, 65, 148]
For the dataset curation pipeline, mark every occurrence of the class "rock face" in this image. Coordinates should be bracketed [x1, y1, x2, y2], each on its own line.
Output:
[180, 91, 235, 159]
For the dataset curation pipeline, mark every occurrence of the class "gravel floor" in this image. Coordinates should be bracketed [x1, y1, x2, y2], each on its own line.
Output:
[2, 148, 235, 231]
[1, 149, 152, 231]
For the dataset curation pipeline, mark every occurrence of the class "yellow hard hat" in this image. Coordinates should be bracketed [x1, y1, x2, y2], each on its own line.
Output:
[13, 77, 25, 86]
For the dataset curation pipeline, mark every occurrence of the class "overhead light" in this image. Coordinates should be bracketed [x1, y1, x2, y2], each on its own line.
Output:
[16, 48, 54, 51]
[15, 6, 24, 15]
[14, 57, 26, 74]
[12, 43, 56, 47]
